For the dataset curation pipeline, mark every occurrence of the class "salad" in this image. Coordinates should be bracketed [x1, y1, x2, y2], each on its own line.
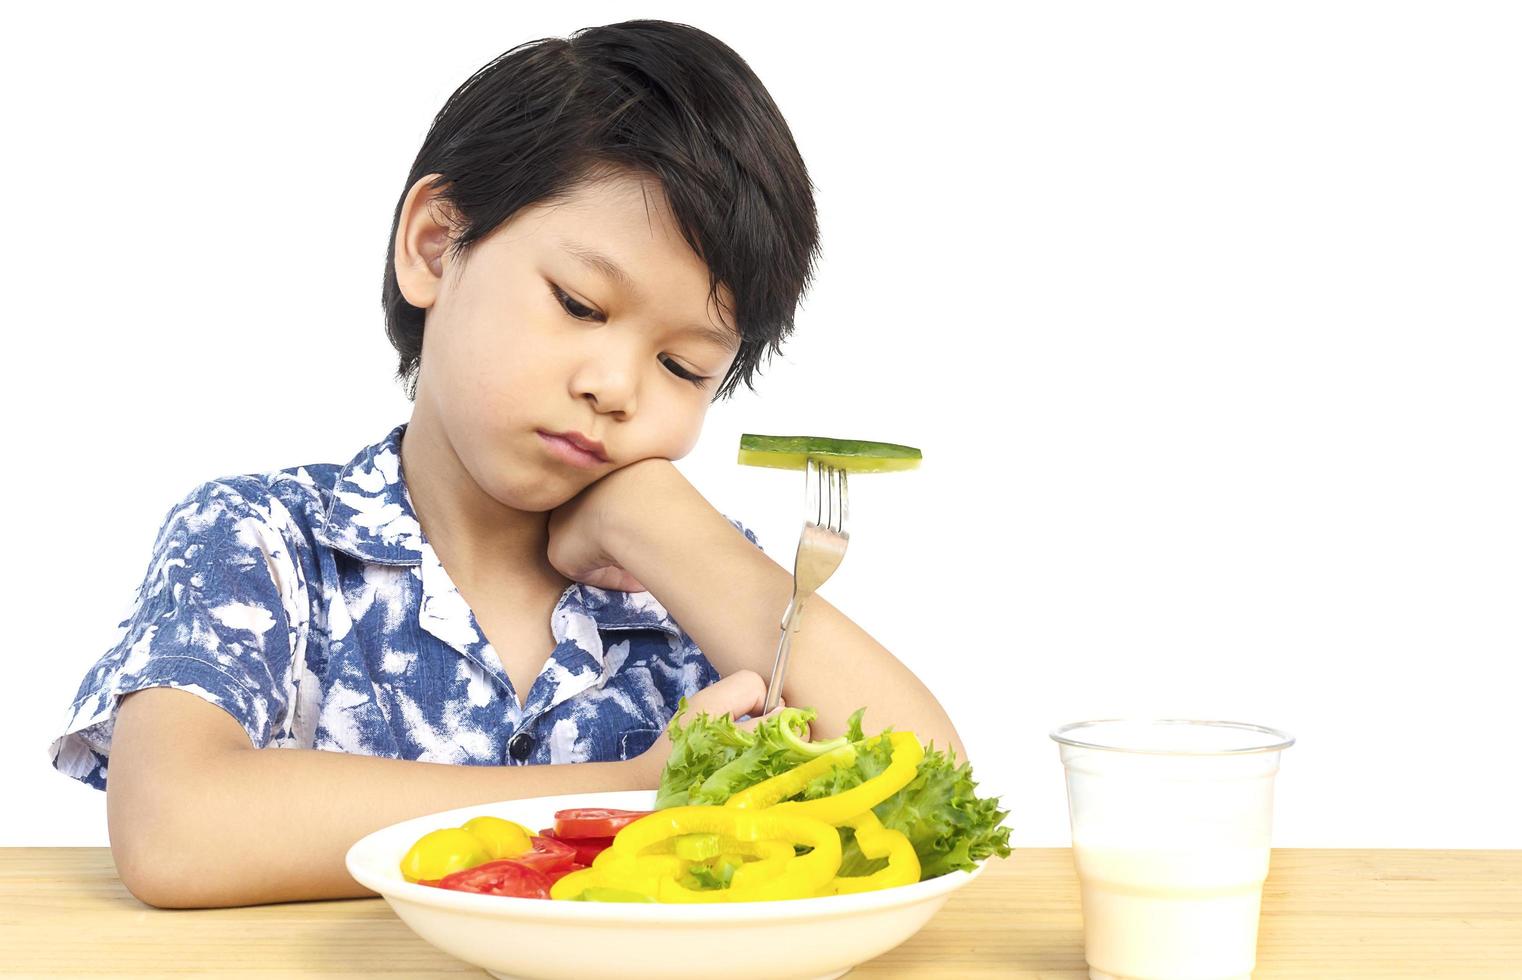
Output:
[397, 702, 1012, 902]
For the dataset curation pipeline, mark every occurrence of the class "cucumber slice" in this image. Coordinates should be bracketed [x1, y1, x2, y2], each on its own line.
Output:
[737, 434, 922, 473]
[673, 833, 723, 861]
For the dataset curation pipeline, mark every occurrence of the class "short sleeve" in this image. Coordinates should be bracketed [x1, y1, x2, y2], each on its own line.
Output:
[49, 480, 300, 789]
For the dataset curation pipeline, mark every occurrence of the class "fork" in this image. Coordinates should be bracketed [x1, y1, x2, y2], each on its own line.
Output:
[762, 457, 849, 715]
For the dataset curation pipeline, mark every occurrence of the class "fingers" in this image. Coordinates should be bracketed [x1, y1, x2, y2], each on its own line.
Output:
[730, 669, 767, 716]
[734, 697, 786, 733]
[687, 670, 784, 732]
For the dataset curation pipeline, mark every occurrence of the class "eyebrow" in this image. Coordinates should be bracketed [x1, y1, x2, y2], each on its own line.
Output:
[559, 240, 739, 353]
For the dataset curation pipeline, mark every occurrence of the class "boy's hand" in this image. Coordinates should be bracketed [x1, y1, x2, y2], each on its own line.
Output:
[626, 669, 793, 789]
[546, 458, 684, 592]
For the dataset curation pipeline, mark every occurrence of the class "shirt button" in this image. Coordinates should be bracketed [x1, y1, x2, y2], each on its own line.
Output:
[508, 731, 534, 763]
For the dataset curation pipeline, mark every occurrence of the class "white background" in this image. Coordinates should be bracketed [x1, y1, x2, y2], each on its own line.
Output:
[2, 2, 1518, 849]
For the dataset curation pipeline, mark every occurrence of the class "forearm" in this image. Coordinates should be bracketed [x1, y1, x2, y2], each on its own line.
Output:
[112, 744, 646, 908]
[607, 464, 968, 762]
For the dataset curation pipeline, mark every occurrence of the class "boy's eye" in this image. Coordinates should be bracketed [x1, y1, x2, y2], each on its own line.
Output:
[659, 356, 709, 387]
[551, 283, 602, 322]
[551, 282, 711, 389]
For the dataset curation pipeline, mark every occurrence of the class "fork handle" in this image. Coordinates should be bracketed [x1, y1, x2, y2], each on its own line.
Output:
[762, 593, 806, 715]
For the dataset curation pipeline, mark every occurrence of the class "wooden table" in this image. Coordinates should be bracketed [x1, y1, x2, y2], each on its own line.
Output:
[2, 848, 1518, 977]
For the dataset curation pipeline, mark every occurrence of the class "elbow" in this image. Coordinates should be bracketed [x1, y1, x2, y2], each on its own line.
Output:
[108, 782, 237, 909]
[111, 805, 269, 909]
[108, 780, 174, 907]
[934, 730, 971, 767]
[925, 706, 970, 766]
[111, 832, 246, 910]
[111, 836, 196, 909]
[920, 714, 970, 767]
[946, 721, 970, 765]
[109, 809, 235, 909]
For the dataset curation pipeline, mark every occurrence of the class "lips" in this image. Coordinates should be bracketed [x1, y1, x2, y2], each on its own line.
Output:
[548, 430, 608, 462]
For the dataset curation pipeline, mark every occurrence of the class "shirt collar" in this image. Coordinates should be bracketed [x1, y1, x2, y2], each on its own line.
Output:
[314, 422, 425, 565]
[316, 422, 682, 638]
[560, 584, 683, 639]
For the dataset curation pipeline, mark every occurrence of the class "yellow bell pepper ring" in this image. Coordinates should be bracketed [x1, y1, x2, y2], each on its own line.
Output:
[766, 732, 925, 826]
[550, 855, 694, 901]
[826, 810, 921, 895]
[557, 805, 843, 903]
[590, 850, 688, 877]
[724, 743, 857, 811]
[637, 836, 791, 862]
[722, 838, 800, 891]
[607, 805, 836, 856]
[550, 866, 614, 900]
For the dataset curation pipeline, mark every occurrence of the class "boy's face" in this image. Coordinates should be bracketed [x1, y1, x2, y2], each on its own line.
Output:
[395, 171, 740, 512]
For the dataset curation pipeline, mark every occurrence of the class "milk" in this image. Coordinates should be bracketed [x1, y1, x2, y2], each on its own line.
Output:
[1073, 842, 1270, 980]
[1051, 720, 1294, 980]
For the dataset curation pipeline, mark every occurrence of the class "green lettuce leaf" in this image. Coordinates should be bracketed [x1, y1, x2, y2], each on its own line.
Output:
[654, 696, 851, 809]
[817, 740, 1014, 879]
[655, 701, 1013, 880]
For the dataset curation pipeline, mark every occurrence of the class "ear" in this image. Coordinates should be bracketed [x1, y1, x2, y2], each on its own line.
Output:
[393, 174, 463, 310]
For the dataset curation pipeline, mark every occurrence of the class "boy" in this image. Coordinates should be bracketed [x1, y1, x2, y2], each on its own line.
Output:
[49, 20, 964, 908]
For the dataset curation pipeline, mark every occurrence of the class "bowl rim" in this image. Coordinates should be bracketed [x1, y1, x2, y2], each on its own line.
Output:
[345, 789, 991, 922]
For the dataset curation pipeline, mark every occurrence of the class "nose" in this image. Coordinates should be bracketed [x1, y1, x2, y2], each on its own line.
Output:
[570, 348, 638, 418]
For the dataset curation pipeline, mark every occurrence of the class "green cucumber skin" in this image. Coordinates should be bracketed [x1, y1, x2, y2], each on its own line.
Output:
[738, 434, 922, 462]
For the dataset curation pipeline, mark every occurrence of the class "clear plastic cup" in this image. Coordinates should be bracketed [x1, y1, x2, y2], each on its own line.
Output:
[1051, 719, 1295, 980]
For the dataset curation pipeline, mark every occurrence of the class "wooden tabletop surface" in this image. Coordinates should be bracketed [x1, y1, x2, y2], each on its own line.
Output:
[3, 848, 1518, 977]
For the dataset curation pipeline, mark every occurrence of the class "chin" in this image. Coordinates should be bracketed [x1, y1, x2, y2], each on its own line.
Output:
[496, 485, 578, 513]
[464, 461, 564, 512]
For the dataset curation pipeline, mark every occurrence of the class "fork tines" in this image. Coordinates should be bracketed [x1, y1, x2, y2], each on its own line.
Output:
[805, 456, 849, 534]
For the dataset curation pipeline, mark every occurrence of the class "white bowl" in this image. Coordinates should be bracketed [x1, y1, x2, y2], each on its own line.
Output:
[346, 789, 987, 980]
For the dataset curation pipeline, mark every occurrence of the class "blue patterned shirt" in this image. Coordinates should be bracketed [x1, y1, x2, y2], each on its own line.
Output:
[50, 422, 759, 789]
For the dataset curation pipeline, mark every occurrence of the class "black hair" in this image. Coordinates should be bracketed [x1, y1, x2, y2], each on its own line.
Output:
[382, 19, 820, 401]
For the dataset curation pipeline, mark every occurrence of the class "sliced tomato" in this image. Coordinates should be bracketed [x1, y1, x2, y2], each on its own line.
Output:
[510, 835, 578, 875]
[553, 807, 655, 839]
[539, 828, 616, 865]
[434, 859, 551, 899]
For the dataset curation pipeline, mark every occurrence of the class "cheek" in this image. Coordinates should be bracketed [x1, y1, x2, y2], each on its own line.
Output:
[440, 317, 552, 421]
[645, 402, 708, 459]
[443, 356, 528, 444]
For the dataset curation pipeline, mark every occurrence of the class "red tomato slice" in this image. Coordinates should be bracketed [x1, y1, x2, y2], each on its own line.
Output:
[512, 835, 579, 875]
[553, 808, 655, 839]
[435, 859, 551, 899]
[540, 829, 615, 866]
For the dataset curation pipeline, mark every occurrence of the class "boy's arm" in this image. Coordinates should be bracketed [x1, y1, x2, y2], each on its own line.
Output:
[598, 460, 969, 763]
[106, 687, 647, 909]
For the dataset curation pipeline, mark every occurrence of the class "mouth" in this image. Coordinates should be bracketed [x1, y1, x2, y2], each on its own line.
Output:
[537, 430, 609, 469]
